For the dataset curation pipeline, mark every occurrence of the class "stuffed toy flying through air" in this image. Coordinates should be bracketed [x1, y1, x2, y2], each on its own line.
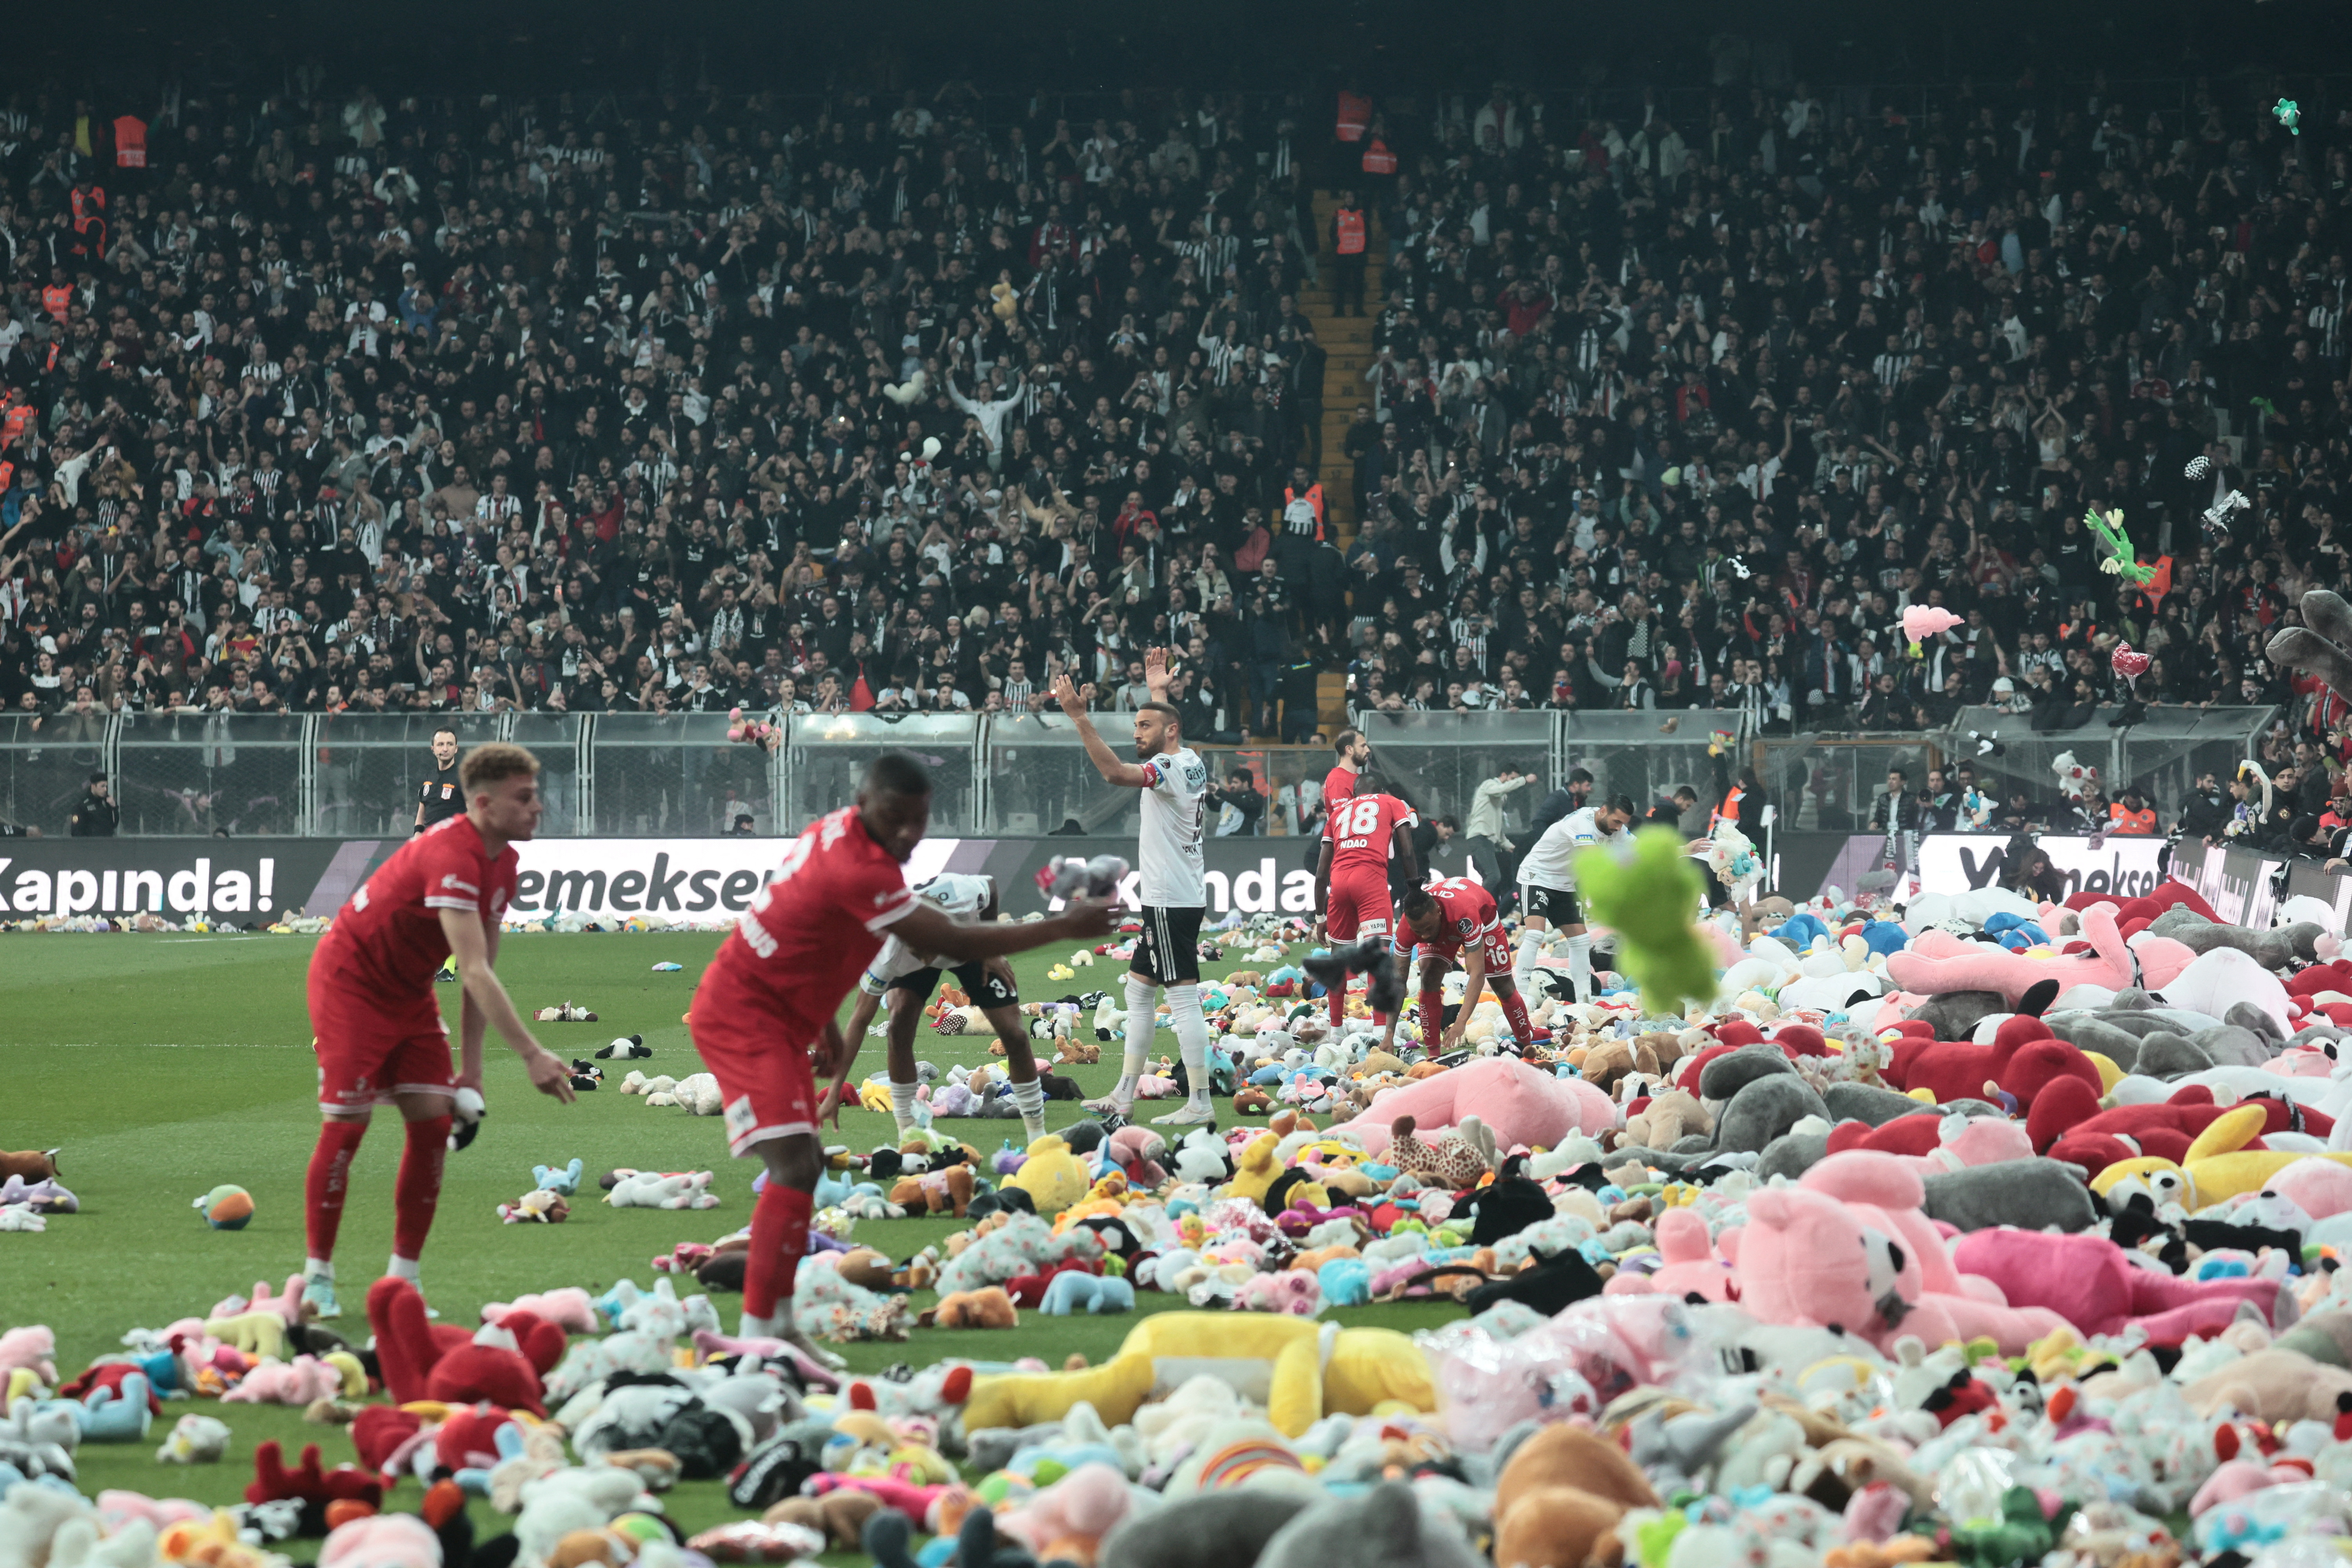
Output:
[1573, 827, 1713, 1017]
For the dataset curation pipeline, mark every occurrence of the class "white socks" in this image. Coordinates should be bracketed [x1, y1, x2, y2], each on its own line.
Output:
[1116, 972, 1156, 1103]
[305, 1257, 334, 1282]
[889, 1081, 918, 1136]
[1011, 1078, 1047, 1142]
[1169, 983, 1213, 1110]
[386, 1254, 420, 1283]
[1564, 934, 1593, 1002]
[1513, 929, 1544, 993]
[738, 1309, 776, 1338]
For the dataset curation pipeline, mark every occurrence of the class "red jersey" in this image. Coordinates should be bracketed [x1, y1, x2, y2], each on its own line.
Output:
[315, 815, 517, 1000]
[1324, 792, 1417, 877]
[700, 807, 916, 1042]
[1321, 766, 1361, 828]
[1421, 877, 1501, 954]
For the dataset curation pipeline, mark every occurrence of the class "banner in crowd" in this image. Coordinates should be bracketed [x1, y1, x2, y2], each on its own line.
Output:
[0, 838, 364, 918]
[0, 833, 1469, 926]
[1914, 834, 2171, 900]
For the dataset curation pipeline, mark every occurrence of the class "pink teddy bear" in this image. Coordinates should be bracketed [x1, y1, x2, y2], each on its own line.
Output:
[1603, 1207, 1731, 1301]
[482, 1288, 599, 1335]
[223, 1354, 345, 1405]
[1233, 1272, 1321, 1316]
[726, 706, 779, 750]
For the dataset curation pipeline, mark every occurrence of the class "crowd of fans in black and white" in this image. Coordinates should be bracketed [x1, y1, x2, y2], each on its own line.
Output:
[0, 70, 2347, 768]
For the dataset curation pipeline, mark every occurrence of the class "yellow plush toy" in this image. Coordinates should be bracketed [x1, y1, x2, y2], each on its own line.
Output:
[961, 1314, 1434, 1436]
[1220, 1132, 1281, 1207]
[1004, 1134, 1091, 1215]
[2092, 1102, 2352, 1206]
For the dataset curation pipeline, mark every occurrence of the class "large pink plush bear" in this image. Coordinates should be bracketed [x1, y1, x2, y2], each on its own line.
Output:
[1886, 901, 2140, 1004]
[1327, 1056, 1615, 1155]
[1732, 1151, 2071, 1354]
[1949, 1230, 2280, 1346]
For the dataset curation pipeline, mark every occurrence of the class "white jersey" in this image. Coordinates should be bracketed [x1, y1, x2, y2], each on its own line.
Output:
[858, 873, 994, 994]
[1137, 745, 1209, 906]
[1517, 807, 1626, 893]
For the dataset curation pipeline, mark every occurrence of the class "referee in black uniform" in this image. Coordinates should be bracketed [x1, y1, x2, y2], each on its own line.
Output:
[413, 728, 464, 834]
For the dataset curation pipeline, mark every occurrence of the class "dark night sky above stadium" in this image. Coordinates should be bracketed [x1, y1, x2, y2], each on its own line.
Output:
[6, 0, 2348, 96]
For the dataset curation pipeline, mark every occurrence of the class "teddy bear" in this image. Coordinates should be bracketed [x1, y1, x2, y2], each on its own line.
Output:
[1234, 1087, 1273, 1115]
[1220, 1132, 1284, 1207]
[1056, 1038, 1102, 1065]
[1621, 1087, 1711, 1149]
[1490, 1424, 1661, 1568]
[1001, 1135, 1089, 1216]
[763, 1489, 883, 1552]
[926, 1288, 1019, 1329]
[1574, 1035, 1669, 1098]
[605, 1170, 720, 1209]
[497, 1189, 570, 1224]
[1233, 1272, 1321, 1316]
[890, 1165, 976, 1218]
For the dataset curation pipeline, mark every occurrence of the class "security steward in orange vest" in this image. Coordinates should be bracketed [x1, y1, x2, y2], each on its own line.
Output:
[2107, 786, 2157, 835]
[1330, 190, 1368, 317]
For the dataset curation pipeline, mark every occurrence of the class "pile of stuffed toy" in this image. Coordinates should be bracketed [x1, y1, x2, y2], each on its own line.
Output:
[33, 863, 2352, 1567]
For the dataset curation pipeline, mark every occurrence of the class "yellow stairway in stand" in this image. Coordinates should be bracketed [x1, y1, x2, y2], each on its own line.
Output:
[1300, 191, 1383, 736]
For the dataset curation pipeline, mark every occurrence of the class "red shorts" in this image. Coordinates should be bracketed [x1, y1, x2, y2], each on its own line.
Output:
[690, 962, 818, 1157]
[1326, 872, 1394, 943]
[309, 973, 454, 1114]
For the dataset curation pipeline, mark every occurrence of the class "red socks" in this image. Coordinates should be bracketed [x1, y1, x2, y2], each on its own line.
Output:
[1327, 985, 1345, 1027]
[744, 1183, 814, 1321]
[1499, 987, 1534, 1046]
[392, 1116, 450, 1265]
[304, 1119, 369, 1261]
[1419, 987, 1444, 1050]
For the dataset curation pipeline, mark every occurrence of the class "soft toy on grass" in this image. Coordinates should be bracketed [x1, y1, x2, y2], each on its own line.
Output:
[961, 1313, 1432, 1437]
[192, 1183, 254, 1230]
[0, 1150, 58, 1182]
[926, 1287, 1019, 1328]
[605, 1170, 720, 1209]
[532, 1158, 584, 1196]
[1575, 827, 1715, 1016]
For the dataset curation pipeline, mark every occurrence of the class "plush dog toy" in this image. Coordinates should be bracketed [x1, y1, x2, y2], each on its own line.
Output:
[0, 1149, 59, 1182]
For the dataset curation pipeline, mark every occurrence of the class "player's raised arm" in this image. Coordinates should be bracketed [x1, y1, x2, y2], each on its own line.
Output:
[1052, 673, 1153, 787]
[891, 895, 1116, 961]
[439, 907, 576, 1103]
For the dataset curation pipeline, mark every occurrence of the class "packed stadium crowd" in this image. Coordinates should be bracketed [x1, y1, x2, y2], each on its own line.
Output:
[0, 69, 2345, 793]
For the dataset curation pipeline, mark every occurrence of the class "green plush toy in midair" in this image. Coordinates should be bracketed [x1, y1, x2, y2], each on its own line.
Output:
[1573, 826, 1714, 1017]
[2083, 506, 2156, 586]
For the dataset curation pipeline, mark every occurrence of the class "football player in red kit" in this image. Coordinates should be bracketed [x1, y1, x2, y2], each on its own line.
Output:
[1310, 772, 1419, 1027]
[299, 743, 577, 1319]
[1377, 876, 1537, 1058]
[690, 751, 1114, 1366]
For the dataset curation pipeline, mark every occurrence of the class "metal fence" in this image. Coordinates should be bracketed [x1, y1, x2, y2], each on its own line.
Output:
[2, 708, 2275, 840]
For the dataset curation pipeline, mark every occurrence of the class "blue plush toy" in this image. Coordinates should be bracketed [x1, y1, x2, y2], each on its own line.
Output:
[533, 1158, 584, 1196]
[1318, 1257, 1371, 1307]
[1039, 1272, 1135, 1316]
[1859, 920, 1909, 956]
[1769, 911, 1831, 948]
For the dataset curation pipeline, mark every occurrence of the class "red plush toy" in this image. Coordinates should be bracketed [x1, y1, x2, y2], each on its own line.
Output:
[1824, 1114, 1947, 1159]
[246, 1439, 383, 1520]
[1882, 1016, 2100, 1109]
[366, 1277, 563, 1417]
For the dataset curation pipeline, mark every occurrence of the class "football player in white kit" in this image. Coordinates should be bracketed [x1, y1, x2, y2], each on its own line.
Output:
[1051, 648, 1218, 1129]
[831, 872, 1050, 1144]
[1512, 792, 1636, 1003]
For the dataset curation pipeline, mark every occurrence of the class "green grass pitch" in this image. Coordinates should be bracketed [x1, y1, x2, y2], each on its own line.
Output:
[0, 930, 1467, 1550]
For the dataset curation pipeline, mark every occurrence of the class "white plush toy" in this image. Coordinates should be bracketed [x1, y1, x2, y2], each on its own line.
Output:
[604, 1171, 719, 1210]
